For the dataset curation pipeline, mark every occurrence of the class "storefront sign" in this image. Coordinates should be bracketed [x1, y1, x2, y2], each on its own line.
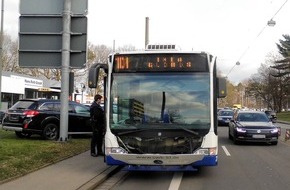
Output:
[11, 75, 43, 89]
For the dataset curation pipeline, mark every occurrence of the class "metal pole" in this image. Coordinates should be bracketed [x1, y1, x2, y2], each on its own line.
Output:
[145, 17, 149, 48]
[0, 0, 4, 109]
[59, 0, 71, 142]
[81, 91, 83, 103]
[81, 83, 85, 103]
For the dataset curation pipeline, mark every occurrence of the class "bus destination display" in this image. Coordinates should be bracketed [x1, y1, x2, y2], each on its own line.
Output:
[113, 54, 209, 72]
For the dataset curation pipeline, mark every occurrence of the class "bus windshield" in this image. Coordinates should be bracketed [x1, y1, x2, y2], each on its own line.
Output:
[110, 72, 210, 131]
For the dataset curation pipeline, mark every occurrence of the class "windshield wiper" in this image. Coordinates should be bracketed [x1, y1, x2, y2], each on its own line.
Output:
[117, 136, 131, 153]
[116, 126, 201, 136]
[176, 125, 200, 136]
[117, 129, 150, 136]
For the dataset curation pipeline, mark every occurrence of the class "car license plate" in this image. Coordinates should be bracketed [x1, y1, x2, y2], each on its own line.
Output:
[9, 115, 19, 121]
[252, 134, 265, 138]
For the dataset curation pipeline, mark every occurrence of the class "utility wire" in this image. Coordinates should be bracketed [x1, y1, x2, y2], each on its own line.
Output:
[226, 0, 289, 77]
[270, 0, 288, 20]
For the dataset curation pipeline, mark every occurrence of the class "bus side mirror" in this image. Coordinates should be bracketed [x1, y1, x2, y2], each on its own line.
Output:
[217, 77, 227, 98]
[88, 63, 99, 88]
[88, 63, 108, 88]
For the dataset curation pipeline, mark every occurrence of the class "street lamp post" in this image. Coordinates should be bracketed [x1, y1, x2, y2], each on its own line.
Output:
[0, 0, 4, 109]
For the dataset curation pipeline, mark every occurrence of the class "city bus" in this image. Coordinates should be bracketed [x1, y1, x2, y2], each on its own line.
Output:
[88, 44, 227, 171]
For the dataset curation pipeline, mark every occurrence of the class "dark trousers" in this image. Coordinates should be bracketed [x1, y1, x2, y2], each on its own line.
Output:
[91, 130, 103, 154]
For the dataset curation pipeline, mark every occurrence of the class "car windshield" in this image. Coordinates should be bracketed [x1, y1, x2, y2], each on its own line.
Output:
[238, 112, 269, 122]
[219, 110, 233, 116]
[10, 100, 38, 110]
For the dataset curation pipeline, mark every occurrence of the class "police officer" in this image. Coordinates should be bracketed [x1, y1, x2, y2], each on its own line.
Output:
[90, 94, 105, 157]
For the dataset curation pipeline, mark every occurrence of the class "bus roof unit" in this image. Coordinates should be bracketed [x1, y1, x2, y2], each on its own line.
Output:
[146, 44, 177, 51]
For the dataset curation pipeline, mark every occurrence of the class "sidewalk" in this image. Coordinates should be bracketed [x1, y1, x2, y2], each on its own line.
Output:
[0, 151, 120, 190]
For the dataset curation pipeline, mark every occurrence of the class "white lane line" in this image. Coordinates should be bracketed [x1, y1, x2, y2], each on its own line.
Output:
[222, 145, 231, 156]
[168, 172, 183, 190]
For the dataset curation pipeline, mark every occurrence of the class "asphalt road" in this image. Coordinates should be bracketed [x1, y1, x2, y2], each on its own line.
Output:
[101, 125, 290, 190]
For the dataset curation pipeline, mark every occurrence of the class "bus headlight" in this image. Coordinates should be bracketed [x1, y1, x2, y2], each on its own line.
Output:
[193, 148, 217, 155]
[106, 147, 128, 154]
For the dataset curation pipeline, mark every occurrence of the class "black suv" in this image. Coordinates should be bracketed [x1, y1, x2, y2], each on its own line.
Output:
[2, 99, 92, 140]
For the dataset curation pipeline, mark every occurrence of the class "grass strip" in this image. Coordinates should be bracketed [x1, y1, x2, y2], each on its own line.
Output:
[277, 111, 290, 122]
[0, 130, 90, 182]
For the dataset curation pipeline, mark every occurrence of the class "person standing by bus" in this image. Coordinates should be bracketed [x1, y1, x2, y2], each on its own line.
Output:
[90, 94, 105, 157]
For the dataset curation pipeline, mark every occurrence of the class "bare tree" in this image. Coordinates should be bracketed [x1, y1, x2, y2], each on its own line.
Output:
[81, 43, 137, 95]
[73, 43, 113, 95]
[246, 52, 286, 112]
[1, 33, 63, 81]
[218, 80, 237, 108]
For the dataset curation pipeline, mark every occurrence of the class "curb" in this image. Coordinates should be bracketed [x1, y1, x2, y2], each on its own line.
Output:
[77, 166, 123, 190]
[277, 120, 290, 125]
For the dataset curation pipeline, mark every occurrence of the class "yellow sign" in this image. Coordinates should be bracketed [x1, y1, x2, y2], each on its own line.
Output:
[38, 87, 51, 92]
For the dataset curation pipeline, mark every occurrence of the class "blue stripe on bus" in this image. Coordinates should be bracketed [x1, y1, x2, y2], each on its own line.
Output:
[192, 155, 218, 166]
[106, 156, 127, 165]
[125, 165, 199, 171]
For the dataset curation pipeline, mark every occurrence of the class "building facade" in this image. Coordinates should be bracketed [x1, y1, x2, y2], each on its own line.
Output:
[1, 71, 61, 110]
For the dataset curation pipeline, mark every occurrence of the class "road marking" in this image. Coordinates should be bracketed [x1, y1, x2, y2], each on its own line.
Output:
[222, 145, 231, 156]
[168, 172, 183, 190]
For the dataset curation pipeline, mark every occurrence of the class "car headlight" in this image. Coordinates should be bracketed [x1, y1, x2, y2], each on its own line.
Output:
[236, 128, 246, 133]
[106, 147, 128, 154]
[271, 128, 279, 133]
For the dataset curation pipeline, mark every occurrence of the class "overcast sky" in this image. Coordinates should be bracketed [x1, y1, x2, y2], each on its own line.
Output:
[3, 0, 290, 84]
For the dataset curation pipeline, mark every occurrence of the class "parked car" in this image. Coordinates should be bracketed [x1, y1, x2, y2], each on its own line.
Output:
[82, 103, 92, 108]
[0, 110, 6, 124]
[228, 110, 279, 145]
[218, 109, 234, 126]
[82, 103, 104, 109]
[264, 110, 277, 122]
[2, 99, 92, 140]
